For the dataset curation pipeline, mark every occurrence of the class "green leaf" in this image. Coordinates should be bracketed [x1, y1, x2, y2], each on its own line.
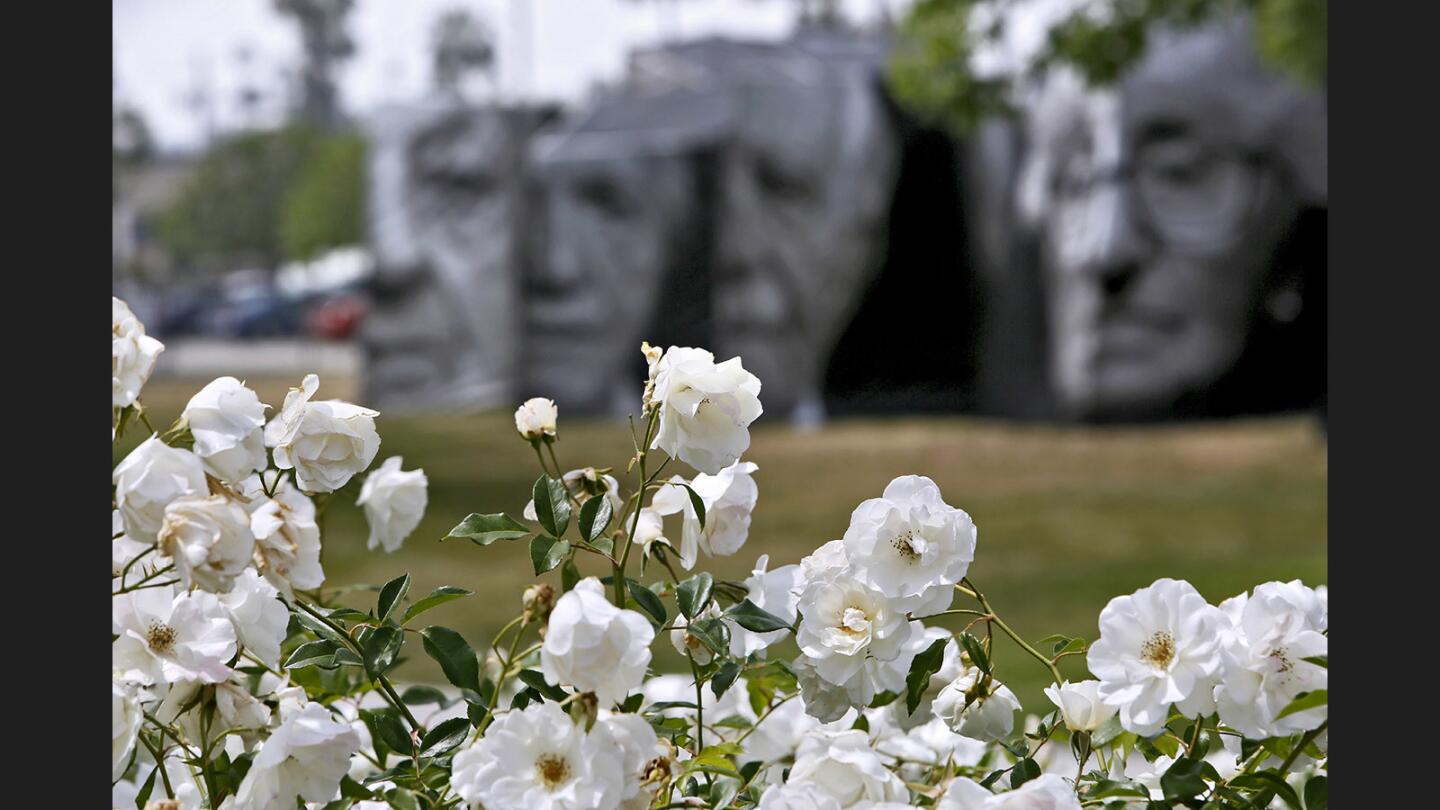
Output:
[293, 610, 349, 647]
[1084, 779, 1151, 799]
[1011, 758, 1041, 788]
[420, 626, 482, 693]
[285, 639, 340, 669]
[443, 512, 530, 546]
[627, 578, 667, 625]
[401, 586, 473, 625]
[530, 535, 571, 575]
[1090, 714, 1126, 747]
[904, 638, 948, 714]
[387, 787, 422, 810]
[578, 495, 613, 543]
[1274, 689, 1327, 720]
[688, 617, 731, 656]
[376, 574, 411, 623]
[1160, 757, 1208, 801]
[1231, 772, 1302, 809]
[1301, 655, 1327, 669]
[958, 632, 991, 674]
[677, 482, 707, 529]
[518, 669, 570, 702]
[362, 625, 404, 675]
[561, 558, 581, 592]
[678, 573, 714, 619]
[533, 475, 572, 538]
[708, 775, 741, 809]
[712, 661, 742, 700]
[373, 711, 413, 754]
[134, 764, 159, 809]
[419, 717, 471, 756]
[1304, 774, 1327, 810]
[725, 599, 791, 633]
[399, 685, 450, 706]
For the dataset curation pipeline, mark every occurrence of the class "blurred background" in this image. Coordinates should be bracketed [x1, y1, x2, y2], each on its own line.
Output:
[113, 0, 1327, 707]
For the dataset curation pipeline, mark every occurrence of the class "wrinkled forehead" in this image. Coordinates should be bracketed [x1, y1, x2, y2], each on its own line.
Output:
[1033, 24, 1307, 150]
[732, 77, 887, 176]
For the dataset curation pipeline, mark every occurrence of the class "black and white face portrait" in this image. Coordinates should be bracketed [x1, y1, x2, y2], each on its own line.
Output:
[1018, 19, 1326, 420]
[712, 67, 899, 421]
[365, 105, 536, 409]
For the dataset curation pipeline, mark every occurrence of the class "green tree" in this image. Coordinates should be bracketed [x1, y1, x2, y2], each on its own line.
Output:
[157, 125, 364, 274]
[280, 132, 366, 261]
[888, 0, 1326, 131]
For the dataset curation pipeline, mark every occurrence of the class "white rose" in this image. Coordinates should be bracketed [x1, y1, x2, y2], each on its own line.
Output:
[113, 296, 164, 408]
[229, 700, 360, 809]
[112, 585, 237, 686]
[758, 782, 844, 810]
[1043, 680, 1118, 733]
[451, 701, 625, 810]
[841, 475, 977, 615]
[1086, 578, 1226, 736]
[788, 729, 910, 807]
[157, 494, 256, 593]
[649, 346, 763, 474]
[871, 713, 988, 777]
[793, 654, 859, 723]
[356, 456, 428, 553]
[249, 480, 325, 596]
[182, 376, 268, 482]
[594, 710, 661, 807]
[264, 373, 380, 493]
[934, 665, 1022, 742]
[541, 578, 655, 706]
[629, 507, 669, 554]
[113, 677, 148, 780]
[795, 570, 912, 687]
[515, 397, 559, 441]
[155, 676, 271, 751]
[938, 773, 1083, 810]
[729, 554, 802, 657]
[1215, 580, 1328, 739]
[114, 436, 208, 542]
[220, 568, 290, 668]
[651, 461, 759, 570]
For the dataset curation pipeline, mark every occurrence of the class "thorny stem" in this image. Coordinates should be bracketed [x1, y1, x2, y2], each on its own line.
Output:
[734, 693, 797, 745]
[688, 653, 705, 755]
[1276, 720, 1327, 775]
[293, 599, 421, 733]
[614, 410, 661, 607]
[138, 733, 175, 799]
[962, 578, 1065, 686]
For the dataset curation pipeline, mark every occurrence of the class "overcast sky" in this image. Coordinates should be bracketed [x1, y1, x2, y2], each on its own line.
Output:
[114, 0, 912, 152]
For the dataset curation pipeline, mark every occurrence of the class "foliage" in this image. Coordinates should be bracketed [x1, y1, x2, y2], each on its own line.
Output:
[112, 298, 1328, 808]
[157, 125, 364, 273]
[280, 131, 366, 262]
[887, 0, 1327, 131]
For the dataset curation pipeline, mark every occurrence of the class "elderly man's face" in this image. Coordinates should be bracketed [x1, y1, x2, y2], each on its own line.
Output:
[365, 108, 528, 407]
[1033, 33, 1305, 419]
[524, 156, 695, 413]
[713, 81, 897, 418]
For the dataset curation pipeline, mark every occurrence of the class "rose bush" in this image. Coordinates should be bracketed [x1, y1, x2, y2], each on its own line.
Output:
[111, 304, 1328, 810]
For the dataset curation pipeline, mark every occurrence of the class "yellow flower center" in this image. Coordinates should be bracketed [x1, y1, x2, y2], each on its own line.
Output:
[1140, 631, 1175, 669]
[891, 530, 920, 562]
[536, 754, 571, 789]
[146, 622, 177, 654]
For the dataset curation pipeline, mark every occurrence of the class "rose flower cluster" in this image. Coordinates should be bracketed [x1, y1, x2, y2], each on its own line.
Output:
[114, 300, 1326, 809]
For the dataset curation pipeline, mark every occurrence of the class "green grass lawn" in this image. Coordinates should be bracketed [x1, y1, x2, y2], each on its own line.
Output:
[118, 375, 1328, 712]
